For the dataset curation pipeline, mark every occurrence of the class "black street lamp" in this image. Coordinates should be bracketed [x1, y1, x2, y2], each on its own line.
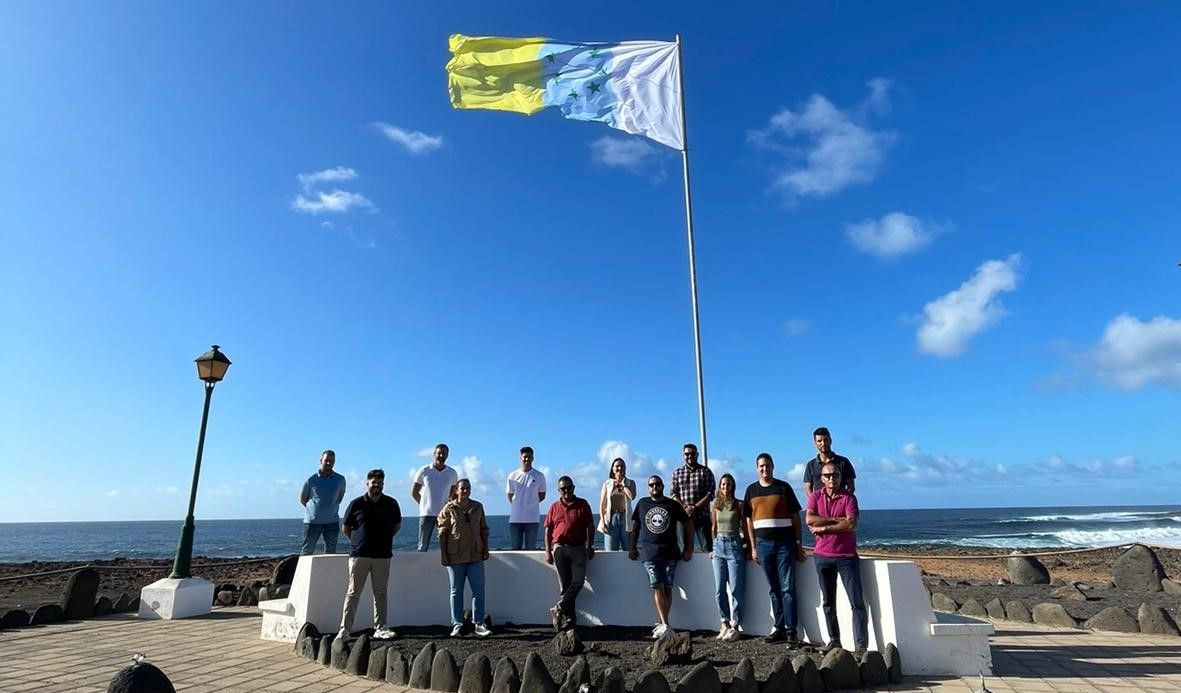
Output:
[169, 345, 231, 579]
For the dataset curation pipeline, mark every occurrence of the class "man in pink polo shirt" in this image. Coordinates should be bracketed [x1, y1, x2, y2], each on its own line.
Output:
[806, 460, 868, 658]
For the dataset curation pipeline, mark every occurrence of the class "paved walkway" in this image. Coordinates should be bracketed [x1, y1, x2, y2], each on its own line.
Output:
[0, 608, 1178, 692]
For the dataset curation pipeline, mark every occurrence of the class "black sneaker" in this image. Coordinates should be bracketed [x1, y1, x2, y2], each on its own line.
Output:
[785, 633, 802, 648]
[764, 629, 786, 643]
[854, 647, 868, 661]
[820, 640, 840, 654]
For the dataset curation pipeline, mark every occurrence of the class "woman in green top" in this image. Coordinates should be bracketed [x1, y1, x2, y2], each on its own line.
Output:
[437, 478, 491, 638]
[710, 473, 751, 641]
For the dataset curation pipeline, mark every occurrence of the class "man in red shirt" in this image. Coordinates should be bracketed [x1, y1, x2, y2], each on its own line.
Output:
[544, 475, 595, 631]
[806, 460, 867, 658]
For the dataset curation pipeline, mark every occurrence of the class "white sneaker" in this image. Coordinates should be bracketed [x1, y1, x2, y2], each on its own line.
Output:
[474, 623, 492, 637]
[373, 626, 397, 639]
[652, 623, 670, 639]
[336, 628, 348, 641]
[716, 623, 730, 640]
[449, 623, 463, 637]
[723, 626, 740, 642]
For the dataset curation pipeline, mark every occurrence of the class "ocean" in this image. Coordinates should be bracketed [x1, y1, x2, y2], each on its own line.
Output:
[1, 505, 1178, 563]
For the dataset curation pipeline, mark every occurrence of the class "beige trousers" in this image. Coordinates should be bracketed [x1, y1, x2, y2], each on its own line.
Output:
[339, 556, 391, 632]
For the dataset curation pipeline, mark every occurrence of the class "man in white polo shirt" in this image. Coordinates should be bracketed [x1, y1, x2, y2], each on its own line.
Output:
[505, 445, 547, 550]
[411, 443, 459, 551]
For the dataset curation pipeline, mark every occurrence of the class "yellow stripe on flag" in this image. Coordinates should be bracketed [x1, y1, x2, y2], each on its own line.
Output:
[446, 34, 549, 115]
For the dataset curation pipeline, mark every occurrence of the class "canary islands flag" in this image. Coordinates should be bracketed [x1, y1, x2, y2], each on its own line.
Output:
[446, 34, 684, 150]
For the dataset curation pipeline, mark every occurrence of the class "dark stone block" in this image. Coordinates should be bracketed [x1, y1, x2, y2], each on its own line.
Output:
[984, 598, 1006, 620]
[59, 568, 100, 620]
[1112, 545, 1166, 592]
[1032, 602, 1077, 628]
[859, 650, 888, 687]
[270, 583, 291, 599]
[728, 658, 758, 693]
[94, 596, 113, 617]
[675, 662, 720, 693]
[235, 587, 258, 607]
[632, 671, 671, 693]
[459, 653, 493, 693]
[558, 656, 590, 693]
[216, 590, 236, 606]
[330, 634, 349, 670]
[1051, 584, 1089, 601]
[298, 634, 319, 661]
[819, 648, 860, 691]
[790, 655, 822, 693]
[553, 629, 584, 656]
[128, 596, 139, 612]
[317, 634, 334, 666]
[930, 592, 958, 612]
[1138, 604, 1180, 636]
[295, 622, 321, 653]
[591, 666, 623, 693]
[959, 598, 987, 617]
[432, 648, 462, 693]
[884, 643, 902, 684]
[387, 649, 411, 685]
[1007, 553, 1050, 585]
[1, 609, 31, 628]
[520, 652, 557, 693]
[491, 656, 521, 693]
[1004, 601, 1032, 623]
[106, 660, 176, 693]
[410, 642, 437, 690]
[760, 654, 799, 693]
[31, 603, 64, 625]
[367, 645, 388, 680]
[272, 555, 299, 586]
[345, 633, 371, 676]
[1085, 607, 1139, 633]
[649, 631, 692, 666]
[113, 593, 132, 612]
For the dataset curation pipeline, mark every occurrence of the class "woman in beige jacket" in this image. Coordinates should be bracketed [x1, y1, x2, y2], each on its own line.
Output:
[437, 478, 491, 637]
[597, 457, 636, 550]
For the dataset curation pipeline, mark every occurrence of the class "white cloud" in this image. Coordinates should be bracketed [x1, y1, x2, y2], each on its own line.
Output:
[706, 454, 744, 483]
[415, 447, 435, 458]
[373, 122, 444, 154]
[456, 455, 499, 499]
[106, 489, 118, 497]
[589, 136, 663, 178]
[297, 166, 357, 191]
[292, 189, 376, 215]
[154, 485, 178, 494]
[1088, 314, 1181, 390]
[787, 463, 806, 481]
[916, 254, 1022, 357]
[845, 212, 941, 259]
[878, 443, 976, 485]
[748, 79, 896, 199]
[784, 319, 811, 336]
[1038, 454, 1139, 477]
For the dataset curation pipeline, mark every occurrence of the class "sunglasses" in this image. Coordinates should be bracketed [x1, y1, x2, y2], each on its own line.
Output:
[558, 486, 573, 492]
[820, 472, 841, 479]
[648, 482, 662, 487]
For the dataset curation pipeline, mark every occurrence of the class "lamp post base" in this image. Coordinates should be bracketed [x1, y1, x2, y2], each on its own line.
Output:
[138, 577, 215, 620]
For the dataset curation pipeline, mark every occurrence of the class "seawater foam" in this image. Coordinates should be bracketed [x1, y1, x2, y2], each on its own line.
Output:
[1039, 525, 1181, 548]
[999, 510, 1180, 523]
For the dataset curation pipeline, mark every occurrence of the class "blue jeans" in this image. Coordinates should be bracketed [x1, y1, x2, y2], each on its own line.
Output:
[445, 561, 486, 626]
[814, 554, 868, 649]
[301, 522, 339, 555]
[712, 535, 746, 625]
[603, 511, 629, 551]
[756, 537, 798, 635]
[417, 515, 437, 552]
[509, 522, 539, 550]
[691, 514, 713, 552]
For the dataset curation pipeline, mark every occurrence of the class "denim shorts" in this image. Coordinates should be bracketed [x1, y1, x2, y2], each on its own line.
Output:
[642, 559, 677, 589]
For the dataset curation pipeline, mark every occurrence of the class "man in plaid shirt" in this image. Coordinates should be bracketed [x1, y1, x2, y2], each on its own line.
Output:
[670, 442, 716, 551]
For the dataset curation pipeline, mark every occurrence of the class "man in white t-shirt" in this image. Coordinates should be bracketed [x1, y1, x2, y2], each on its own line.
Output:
[505, 446, 547, 550]
[411, 443, 459, 551]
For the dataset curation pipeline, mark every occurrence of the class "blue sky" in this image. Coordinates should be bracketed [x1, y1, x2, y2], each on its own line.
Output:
[2, 3, 1179, 523]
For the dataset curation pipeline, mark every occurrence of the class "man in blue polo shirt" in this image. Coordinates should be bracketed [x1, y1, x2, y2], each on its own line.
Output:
[300, 450, 347, 554]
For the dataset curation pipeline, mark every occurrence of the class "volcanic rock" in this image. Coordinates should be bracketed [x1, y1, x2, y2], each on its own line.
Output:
[1112, 545, 1166, 592]
[1006, 553, 1050, 585]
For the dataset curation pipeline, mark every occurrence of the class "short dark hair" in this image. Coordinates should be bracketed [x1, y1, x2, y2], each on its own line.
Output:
[813, 427, 831, 439]
[683, 443, 698, 452]
[756, 452, 773, 464]
[321, 449, 336, 459]
[520, 446, 534, 455]
[557, 475, 574, 487]
[366, 468, 385, 480]
[435, 443, 449, 451]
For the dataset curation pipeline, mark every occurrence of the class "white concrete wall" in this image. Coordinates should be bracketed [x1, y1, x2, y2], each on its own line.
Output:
[260, 551, 992, 676]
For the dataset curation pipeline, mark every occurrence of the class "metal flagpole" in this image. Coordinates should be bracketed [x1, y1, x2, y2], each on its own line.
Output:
[675, 34, 709, 467]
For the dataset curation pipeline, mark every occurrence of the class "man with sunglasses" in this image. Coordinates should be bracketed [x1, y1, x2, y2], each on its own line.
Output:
[802, 427, 856, 496]
[806, 460, 868, 659]
[544, 476, 595, 631]
[670, 442, 716, 552]
[630, 475, 694, 638]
